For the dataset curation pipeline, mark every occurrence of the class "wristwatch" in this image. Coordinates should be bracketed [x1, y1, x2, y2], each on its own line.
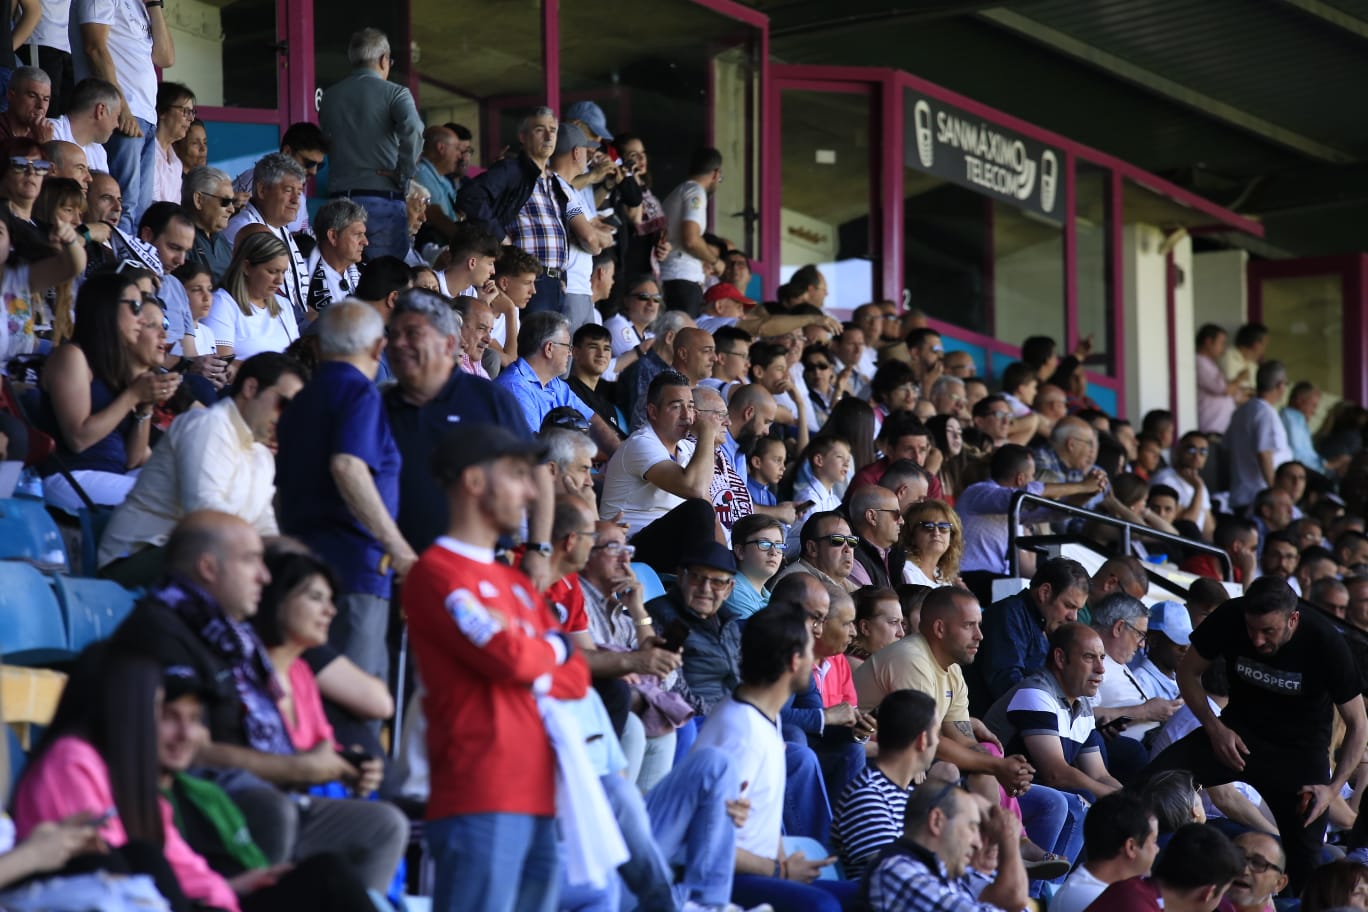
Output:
[525, 542, 553, 558]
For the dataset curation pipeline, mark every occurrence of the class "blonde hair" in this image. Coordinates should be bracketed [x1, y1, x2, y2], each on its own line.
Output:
[218, 231, 289, 318]
[902, 499, 963, 581]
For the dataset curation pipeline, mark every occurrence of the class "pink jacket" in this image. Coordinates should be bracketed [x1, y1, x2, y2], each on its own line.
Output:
[13, 736, 241, 912]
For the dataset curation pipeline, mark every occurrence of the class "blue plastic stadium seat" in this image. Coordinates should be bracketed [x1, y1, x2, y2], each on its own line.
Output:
[0, 498, 68, 570]
[0, 562, 69, 665]
[782, 835, 843, 880]
[52, 575, 137, 653]
[632, 562, 666, 602]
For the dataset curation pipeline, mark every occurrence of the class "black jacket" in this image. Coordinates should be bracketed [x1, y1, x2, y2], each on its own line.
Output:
[454, 153, 542, 239]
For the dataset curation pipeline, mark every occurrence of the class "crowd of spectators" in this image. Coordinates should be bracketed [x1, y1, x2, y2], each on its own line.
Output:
[0, 19, 1368, 912]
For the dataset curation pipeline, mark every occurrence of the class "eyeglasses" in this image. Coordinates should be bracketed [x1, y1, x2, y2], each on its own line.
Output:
[915, 521, 953, 533]
[9, 157, 53, 176]
[719, 350, 748, 360]
[804, 362, 831, 371]
[822, 534, 859, 548]
[1185, 446, 1209, 456]
[590, 542, 635, 557]
[806, 610, 828, 627]
[1124, 621, 1148, 646]
[169, 103, 196, 119]
[568, 529, 600, 544]
[548, 340, 573, 350]
[745, 539, 787, 553]
[684, 568, 732, 590]
[1242, 853, 1283, 875]
[631, 293, 663, 304]
[873, 508, 904, 521]
[986, 410, 1012, 420]
[299, 156, 324, 172]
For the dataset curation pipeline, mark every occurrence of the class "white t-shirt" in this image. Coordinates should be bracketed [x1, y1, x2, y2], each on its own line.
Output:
[1149, 467, 1210, 530]
[192, 322, 216, 357]
[31, 0, 71, 51]
[1092, 653, 1158, 741]
[435, 271, 476, 300]
[604, 313, 648, 358]
[71, 0, 157, 123]
[1049, 865, 1109, 912]
[659, 180, 708, 283]
[203, 288, 300, 360]
[599, 425, 697, 536]
[692, 697, 785, 856]
[560, 179, 594, 297]
[46, 116, 108, 172]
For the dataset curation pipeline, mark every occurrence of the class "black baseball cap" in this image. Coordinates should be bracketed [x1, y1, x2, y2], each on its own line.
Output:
[431, 424, 549, 486]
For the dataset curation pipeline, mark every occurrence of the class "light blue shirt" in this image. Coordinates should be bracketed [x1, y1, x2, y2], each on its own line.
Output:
[957, 479, 1048, 575]
[1127, 652, 1179, 701]
[1280, 407, 1325, 472]
[415, 157, 459, 220]
[723, 430, 748, 486]
[493, 357, 594, 434]
[724, 573, 771, 620]
[158, 274, 196, 356]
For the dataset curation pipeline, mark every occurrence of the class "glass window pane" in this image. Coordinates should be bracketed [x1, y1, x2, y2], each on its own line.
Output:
[1259, 275, 1344, 400]
[1076, 164, 1114, 375]
[162, 0, 277, 109]
[782, 89, 874, 316]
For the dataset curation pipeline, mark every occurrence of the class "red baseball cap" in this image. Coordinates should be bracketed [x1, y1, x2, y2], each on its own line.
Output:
[704, 282, 756, 309]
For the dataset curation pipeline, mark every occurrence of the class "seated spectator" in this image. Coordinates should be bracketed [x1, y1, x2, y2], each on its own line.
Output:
[403, 179, 431, 266]
[848, 484, 907, 588]
[1272, 460, 1309, 518]
[1302, 860, 1368, 912]
[1033, 416, 1107, 510]
[848, 412, 944, 502]
[1090, 823, 1245, 912]
[604, 271, 661, 367]
[135, 202, 199, 355]
[862, 781, 1027, 912]
[868, 360, 918, 427]
[1260, 530, 1301, 590]
[927, 414, 971, 501]
[599, 368, 721, 571]
[1252, 486, 1295, 542]
[111, 512, 408, 893]
[1149, 431, 1214, 538]
[353, 254, 410, 331]
[645, 543, 742, 715]
[1048, 791, 1160, 912]
[707, 324, 753, 392]
[483, 244, 541, 370]
[785, 435, 853, 550]
[749, 338, 806, 434]
[692, 385, 753, 542]
[151, 82, 193, 204]
[1182, 515, 1259, 586]
[1087, 594, 1181, 777]
[999, 360, 1038, 419]
[878, 459, 932, 514]
[802, 343, 843, 432]
[98, 352, 305, 585]
[543, 424, 597, 509]
[775, 509, 858, 592]
[694, 602, 857, 912]
[726, 512, 785, 619]
[276, 300, 415, 683]
[305, 198, 367, 312]
[495, 310, 619, 451]
[1227, 361, 1294, 512]
[171, 262, 222, 364]
[3, 137, 50, 227]
[846, 586, 905, 670]
[230, 123, 325, 238]
[181, 165, 235, 282]
[223, 154, 310, 323]
[1222, 832, 1288, 912]
[568, 322, 627, 436]
[205, 231, 301, 359]
[434, 221, 497, 299]
[1, 190, 85, 358]
[30, 176, 84, 341]
[958, 445, 1103, 584]
[158, 664, 380, 912]
[902, 499, 962, 587]
[831, 689, 941, 879]
[38, 277, 179, 509]
[930, 375, 970, 422]
[1047, 356, 1100, 414]
[983, 622, 1123, 800]
[746, 435, 788, 509]
[1310, 575, 1349, 619]
[1127, 599, 1191, 704]
[176, 118, 208, 172]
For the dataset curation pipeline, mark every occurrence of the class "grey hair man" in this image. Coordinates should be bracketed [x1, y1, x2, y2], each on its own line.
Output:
[543, 425, 598, 512]
[307, 198, 369, 311]
[224, 152, 311, 322]
[47, 78, 120, 172]
[454, 104, 556, 239]
[930, 375, 969, 421]
[318, 27, 424, 260]
[3, 66, 53, 144]
[626, 308, 697, 430]
[1089, 593, 1182, 764]
[1227, 359, 1294, 511]
[276, 298, 415, 686]
[182, 164, 236, 281]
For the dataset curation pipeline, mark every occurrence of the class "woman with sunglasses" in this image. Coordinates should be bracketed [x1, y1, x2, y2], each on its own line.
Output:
[182, 165, 235, 283]
[205, 230, 299, 362]
[602, 273, 661, 377]
[36, 273, 178, 509]
[901, 500, 963, 588]
[2, 137, 52, 227]
[802, 343, 841, 432]
[726, 513, 786, 620]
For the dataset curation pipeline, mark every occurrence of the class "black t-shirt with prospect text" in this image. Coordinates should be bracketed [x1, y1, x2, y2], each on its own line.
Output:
[1191, 600, 1359, 751]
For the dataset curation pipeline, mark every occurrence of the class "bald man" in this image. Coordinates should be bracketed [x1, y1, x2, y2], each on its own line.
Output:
[415, 124, 461, 238]
[672, 327, 720, 385]
[1225, 832, 1288, 912]
[45, 139, 91, 191]
[848, 485, 907, 588]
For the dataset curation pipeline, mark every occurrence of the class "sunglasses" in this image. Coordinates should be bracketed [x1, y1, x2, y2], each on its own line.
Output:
[8, 157, 53, 176]
[804, 362, 832, 371]
[299, 156, 324, 172]
[745, 540, 787, 553]
[631, 293, 663, 303]
[916, 521, 953, 533]
[1185, 446, 1209, 455]
[200, 192, 235, 208]
[822, 534, 859, 548]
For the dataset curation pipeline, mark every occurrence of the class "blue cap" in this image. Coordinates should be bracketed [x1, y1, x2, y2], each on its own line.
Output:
[1147, 600, 1193, 646]
[564, 100, 613, 141]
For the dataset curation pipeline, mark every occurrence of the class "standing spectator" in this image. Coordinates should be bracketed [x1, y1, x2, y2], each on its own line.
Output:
[23, 0, 66, 115]
[614, 131, 669, 280]
[1195, 323, 1242, 435]
[453, 106, 547, 241]
[204, 230, 300, 359]
[305, 198, 367, 312]
[317, 28, 423, 260]
[1227, 361, 1294, 511]
[45, 76, 116, 172]
[1148, 577, 1366, 891]
[181, 164, 234, 281]
[549, 122, 613, 330]
[413, 124, 462, 241]
[0, 66, 52, 142]
[72, 0, 172, 230]
[230, 122, 327, 237]
[223, 153, 311, 324]
[1086, 824, 1244, 912]
[1283, 381, 1344, 476]
[1221, 322, 1267, 399]
[149, 81, 192, 204]
[441, 121, 472, 189]
[1048, 791, 1160, 912]
[507, 108, 573, 316]
[658, 147, 723, 316]
[276, 299, 416, 683]
[404, 424, 589, 912]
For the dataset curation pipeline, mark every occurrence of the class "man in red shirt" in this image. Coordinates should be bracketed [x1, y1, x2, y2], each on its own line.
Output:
[404, 424, 590, 912]
[1087, 823, 1244, 912]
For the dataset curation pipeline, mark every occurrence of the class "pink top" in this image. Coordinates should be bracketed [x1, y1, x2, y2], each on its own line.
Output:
[283, 657, 336, 752]
[13, 736, 241, 912]
[816, 654, 858, 708]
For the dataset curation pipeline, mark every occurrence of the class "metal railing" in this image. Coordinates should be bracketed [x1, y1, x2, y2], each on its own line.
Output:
[1006, 490, 1233, 582]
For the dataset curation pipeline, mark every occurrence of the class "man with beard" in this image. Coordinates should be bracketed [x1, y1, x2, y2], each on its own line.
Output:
[1147, 576, 1366, 892]
[723, 383, 804, 524]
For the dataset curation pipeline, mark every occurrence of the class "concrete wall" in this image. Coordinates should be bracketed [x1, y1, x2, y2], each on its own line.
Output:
[161, 0, 225, 106]
[1191, 249, 1248, 334]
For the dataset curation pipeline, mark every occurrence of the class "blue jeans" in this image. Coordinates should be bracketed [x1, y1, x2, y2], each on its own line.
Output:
[343, 194, 409, 260]
[642, 746, 737, 908]
[784, 742, 833, 846]
[526, 273, 565, 316]
[426, 813, 559, 912]
[731, 875, 857, 912]
[1018, 784, 1085, 865]
[104, 119, 157, 233]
